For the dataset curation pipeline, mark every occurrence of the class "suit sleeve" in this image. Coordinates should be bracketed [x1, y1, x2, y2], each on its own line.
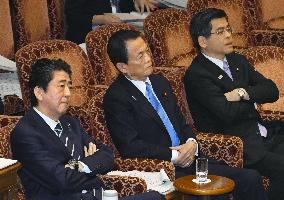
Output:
[184, 56, 278, 125]
[78, 120, 114, 175]
[241, 57, 279, 103]
[11, 121, 112, 194]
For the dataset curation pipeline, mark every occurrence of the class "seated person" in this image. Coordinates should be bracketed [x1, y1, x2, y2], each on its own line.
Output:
[103, 29, 268, 200]
[65, 0, 159, 44]
[183, 8, 284, 200]
[11, 58, 164, 200]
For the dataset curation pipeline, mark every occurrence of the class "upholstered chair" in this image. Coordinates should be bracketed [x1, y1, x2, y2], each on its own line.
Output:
[241, 46, 284, 120]
[47, 0, 65, 39]
[15, 39, 97, 111]
[86, 23, 139, 85]
[144, 8, 195, 68]
[0, 0, 14, 60]
[248, 0, 284, 47]
[10, 0, 51, 51]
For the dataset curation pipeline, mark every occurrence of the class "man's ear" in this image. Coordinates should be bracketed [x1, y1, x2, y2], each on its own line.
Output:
[116, 62, 128, 74]
[34, 86, 44, 102]
[198, 36, 207, 49]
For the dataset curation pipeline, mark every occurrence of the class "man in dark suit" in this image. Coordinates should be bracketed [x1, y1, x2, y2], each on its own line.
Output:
[65, 0, 158, 44]
[10, 58, 163, 200]
[184, 8, 284, 200]
[103, 29, 268, 200]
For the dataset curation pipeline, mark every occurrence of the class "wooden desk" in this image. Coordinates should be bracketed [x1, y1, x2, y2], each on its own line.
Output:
[174, 175, 235, 200]
[0, 162, 21, 200]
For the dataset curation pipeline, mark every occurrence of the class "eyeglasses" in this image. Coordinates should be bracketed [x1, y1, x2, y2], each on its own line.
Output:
[210, 26, 233, 36]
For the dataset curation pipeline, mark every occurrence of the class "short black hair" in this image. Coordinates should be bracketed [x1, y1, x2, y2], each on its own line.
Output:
[189, 8, 228, 51]
[107, 29, 143, 66]
[29, 58, 72, 107]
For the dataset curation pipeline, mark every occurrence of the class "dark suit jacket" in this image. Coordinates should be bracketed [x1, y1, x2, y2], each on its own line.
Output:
[184, 52, 279, 166]
[103, 74, 195, 161]
[11, 109, 114, 200]
[65, 0, 135, 44]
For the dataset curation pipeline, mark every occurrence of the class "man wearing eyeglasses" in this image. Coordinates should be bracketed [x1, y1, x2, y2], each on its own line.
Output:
[184, 8, 284, 200]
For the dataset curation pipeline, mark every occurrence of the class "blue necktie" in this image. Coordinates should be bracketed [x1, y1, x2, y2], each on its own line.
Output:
[145, 82, 180, 146]
[223, 61, 233, 80]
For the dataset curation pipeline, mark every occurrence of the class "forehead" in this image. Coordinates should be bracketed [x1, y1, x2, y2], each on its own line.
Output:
[51, 70, 71, 82]
[210, 17, 229, 30]
[125, 37, 147, 53]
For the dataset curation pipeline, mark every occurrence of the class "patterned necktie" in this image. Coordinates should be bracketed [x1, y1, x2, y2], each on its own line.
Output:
[54, 122, 80, 160]
[223, 61, 233, 80]
[145, 82, 180, 146]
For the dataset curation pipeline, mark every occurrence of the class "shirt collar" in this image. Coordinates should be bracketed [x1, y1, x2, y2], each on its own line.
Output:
[125, 76, 151, 97]
[202, 53, 227, 70]
[33, 107, 59, 131]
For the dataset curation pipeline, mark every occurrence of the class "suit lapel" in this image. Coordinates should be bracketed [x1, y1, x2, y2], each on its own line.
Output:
[198, 54, 236, 90]
[118, 75, 166, 128]
[226, 54, 243, 86]
[28, 109, 71, 158]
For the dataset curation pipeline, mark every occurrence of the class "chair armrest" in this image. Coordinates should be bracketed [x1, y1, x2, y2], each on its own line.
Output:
[259, 110, 284, 122]
[100, 174, 147, 197]
[196, 132, 243, 168]
[115, 158, 175, 181]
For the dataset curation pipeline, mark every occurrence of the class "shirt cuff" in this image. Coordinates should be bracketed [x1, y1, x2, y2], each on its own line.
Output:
[186, 138, 198, 156]
[171, 149, 179, 164]
[78, 161, 92, 173]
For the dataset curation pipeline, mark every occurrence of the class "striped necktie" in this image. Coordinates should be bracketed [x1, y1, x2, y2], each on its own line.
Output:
[54, 122, 80, 160]
[223, 61, 233, 80]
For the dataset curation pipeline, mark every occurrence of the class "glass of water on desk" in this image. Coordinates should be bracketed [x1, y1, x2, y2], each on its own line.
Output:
[196, 158, 208, 182]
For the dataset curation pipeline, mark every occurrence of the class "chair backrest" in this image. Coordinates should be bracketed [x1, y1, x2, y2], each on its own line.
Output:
[0, 115, 21, 158]
[67, 85, 120, 157]
[47, 0, 65, 39]
[241, 46, 284, 112]
[15, 39, 96, 111]
[10, 0, 51, 51]
[144, 8, 194, 68]
[153, 67, 195, 129]
[85, 23, 139, 85]
[259, 0, 284, 29]
[187, 0, 262, 48]
[0, 0, 14, 59]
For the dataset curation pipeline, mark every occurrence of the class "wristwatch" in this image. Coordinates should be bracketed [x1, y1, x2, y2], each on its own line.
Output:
[237, 89, 245, 100]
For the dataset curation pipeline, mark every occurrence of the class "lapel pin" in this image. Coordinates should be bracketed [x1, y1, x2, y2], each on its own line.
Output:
[218, 75, 223, 79]
[236, 68, 239, 71]
[164, 92, 167, 96]
[131, 96, 137, 101]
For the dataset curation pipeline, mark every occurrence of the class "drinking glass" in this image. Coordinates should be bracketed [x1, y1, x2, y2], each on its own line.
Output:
[196, 157, 208, 182]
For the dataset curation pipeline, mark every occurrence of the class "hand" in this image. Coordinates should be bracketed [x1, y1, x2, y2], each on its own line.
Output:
[224, 89, 241, 101]
[65, 162, 84, 171]
[92, 14, 121, 25]
[170, 141, 197, 167]
[239, 88, 250, 100]
[84, 142, 98, 157]
[133, 0, 159, 13]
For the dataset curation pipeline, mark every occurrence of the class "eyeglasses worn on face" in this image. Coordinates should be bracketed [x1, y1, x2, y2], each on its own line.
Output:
[210, 26, 233, 36]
